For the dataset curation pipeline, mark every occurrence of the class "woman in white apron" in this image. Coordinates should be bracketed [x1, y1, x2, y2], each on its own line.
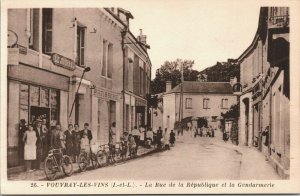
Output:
[23, 124, 37, 172]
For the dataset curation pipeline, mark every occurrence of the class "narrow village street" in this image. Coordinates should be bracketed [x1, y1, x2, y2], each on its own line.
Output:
[58, 131, 280, 181]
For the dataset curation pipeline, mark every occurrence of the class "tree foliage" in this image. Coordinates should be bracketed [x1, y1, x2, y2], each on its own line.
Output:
[221, 104, 239, 119]
[199, 59, 240, 82]
[150, 59, 200, 94]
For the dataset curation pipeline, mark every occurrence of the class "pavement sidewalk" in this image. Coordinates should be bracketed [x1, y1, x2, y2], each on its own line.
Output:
[214, 140, 281, 180]
[8, 146, 156, 181]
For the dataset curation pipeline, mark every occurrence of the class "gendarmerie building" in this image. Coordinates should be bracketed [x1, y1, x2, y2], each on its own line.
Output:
[7, 8, 151, 169]
[235, 7, 289, 178]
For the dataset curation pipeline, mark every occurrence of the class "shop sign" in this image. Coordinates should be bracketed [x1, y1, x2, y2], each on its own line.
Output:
[51, 53, 76, 71]
[94, 88, 119, 101]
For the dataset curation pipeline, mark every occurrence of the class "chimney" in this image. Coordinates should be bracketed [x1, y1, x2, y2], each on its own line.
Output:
[166, 81, 172, 92]
[230, 76, 237, 86]
[137, 29, 148, 49]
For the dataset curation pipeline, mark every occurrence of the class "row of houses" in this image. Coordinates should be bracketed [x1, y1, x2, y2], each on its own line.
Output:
[234, 7, 289, 178]
[7, 8, 152, 168]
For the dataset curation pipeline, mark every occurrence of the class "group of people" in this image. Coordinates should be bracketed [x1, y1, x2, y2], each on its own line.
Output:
[192, 126, 215, 138]
[20, 119, 178, 172]
[20, 118, 93, 172]
[118, 126, 176, 155]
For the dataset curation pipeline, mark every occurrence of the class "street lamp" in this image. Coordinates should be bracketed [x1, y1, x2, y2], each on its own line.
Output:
[69, 67, 91, 119]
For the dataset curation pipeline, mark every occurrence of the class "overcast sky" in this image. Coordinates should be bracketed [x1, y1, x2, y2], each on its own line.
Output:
[117, 0, 261, 78]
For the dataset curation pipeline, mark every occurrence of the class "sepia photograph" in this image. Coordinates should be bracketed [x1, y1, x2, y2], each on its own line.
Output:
[1, 0, 300, 194]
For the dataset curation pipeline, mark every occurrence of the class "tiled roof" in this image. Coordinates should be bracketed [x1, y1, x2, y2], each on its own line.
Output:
[166, 81, 234, 94]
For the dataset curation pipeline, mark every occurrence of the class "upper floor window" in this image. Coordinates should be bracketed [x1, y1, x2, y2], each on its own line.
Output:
[203, 98, 210, 109]
[77, 26, 85, 66]
[139, 67, 144, 96]
[42, 8, 53, 54]
[221, 98, 229, 109]
[101, 40, 113, 78]
[185, 98, 192, 109]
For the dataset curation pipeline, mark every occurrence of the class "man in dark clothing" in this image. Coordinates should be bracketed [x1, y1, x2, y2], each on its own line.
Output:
[41, 118, 49, 160]
[262, 126, 269, 146]
[19, 119, 27, 165]
[50, 124, 63, 163]
[50, 124, 63, 149]
[34, 119, 44, 170]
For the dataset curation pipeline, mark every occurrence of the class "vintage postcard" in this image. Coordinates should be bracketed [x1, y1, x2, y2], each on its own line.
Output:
[1, 0, 300, 194]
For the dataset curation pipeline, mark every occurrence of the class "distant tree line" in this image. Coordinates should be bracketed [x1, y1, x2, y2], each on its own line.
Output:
[150, 58, 240, 95]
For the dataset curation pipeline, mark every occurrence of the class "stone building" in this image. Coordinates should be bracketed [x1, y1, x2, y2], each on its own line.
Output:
[235, 7, 289, 178]
[7, 8, 151, 169]
[162, 81, 237, 131]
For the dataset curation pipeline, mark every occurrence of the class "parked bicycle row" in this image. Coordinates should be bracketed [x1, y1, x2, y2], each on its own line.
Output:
[44, 130, 176, 180]
[20, 118, 177, 180]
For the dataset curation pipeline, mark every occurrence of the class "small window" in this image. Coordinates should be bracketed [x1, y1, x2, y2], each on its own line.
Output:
[203, 98, 210, 109]
[101, 40, 113, 78]
[186, 98, 192, 109]
[107, 43, 113, 78]
[221, 98, 229, 109]
[102, 40, 107, 76]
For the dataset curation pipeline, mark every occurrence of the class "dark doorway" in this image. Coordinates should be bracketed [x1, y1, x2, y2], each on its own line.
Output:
[30, 106, 50, 126]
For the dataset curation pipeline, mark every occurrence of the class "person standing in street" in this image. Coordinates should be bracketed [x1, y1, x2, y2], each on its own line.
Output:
[41, 118, 49, 160]
[50, 124, 63, 163]
[146, 128, 153, 147]
[139, 125, 145, 147]
[131, 126, 140, 152]
[34, 119, 44, 170]
[163, 128, 170, 150]
[128, 134, 136, 156]
[64, 124, 74, 159]
[23, 123, 37, 172]
[19, 119, 27, 165]
[50, 124, 63, 149]
[169, 130, 175, 146]
[152, 127, 157, 145]
[223, 131, 228, 142]
[110, 122, 117, 146]
[80, 123, 93, 151]
[72, 124, 81, 162]
[157, 126, 163, 148]
[262, 126, 270, 160]
[109, 122, 117, 155]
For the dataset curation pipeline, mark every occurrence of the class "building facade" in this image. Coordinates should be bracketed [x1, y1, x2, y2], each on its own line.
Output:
[162, 81, 237, 131]
[236, 7, 289, 178]
[7, 8, 151, 169]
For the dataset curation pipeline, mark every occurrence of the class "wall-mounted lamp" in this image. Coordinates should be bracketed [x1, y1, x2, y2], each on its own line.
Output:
[69, 67, 91, 119]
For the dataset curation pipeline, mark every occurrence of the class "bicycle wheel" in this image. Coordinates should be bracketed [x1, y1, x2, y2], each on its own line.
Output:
[44, 156, 58, 181]
[78, 153, 88, 172]
[90, 152, 98, 168]
[96, 151, 108, 167]
[62, 155, 73, 176]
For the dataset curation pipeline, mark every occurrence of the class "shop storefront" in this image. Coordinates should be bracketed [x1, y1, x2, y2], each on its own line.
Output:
[7, 64, 70, 168]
